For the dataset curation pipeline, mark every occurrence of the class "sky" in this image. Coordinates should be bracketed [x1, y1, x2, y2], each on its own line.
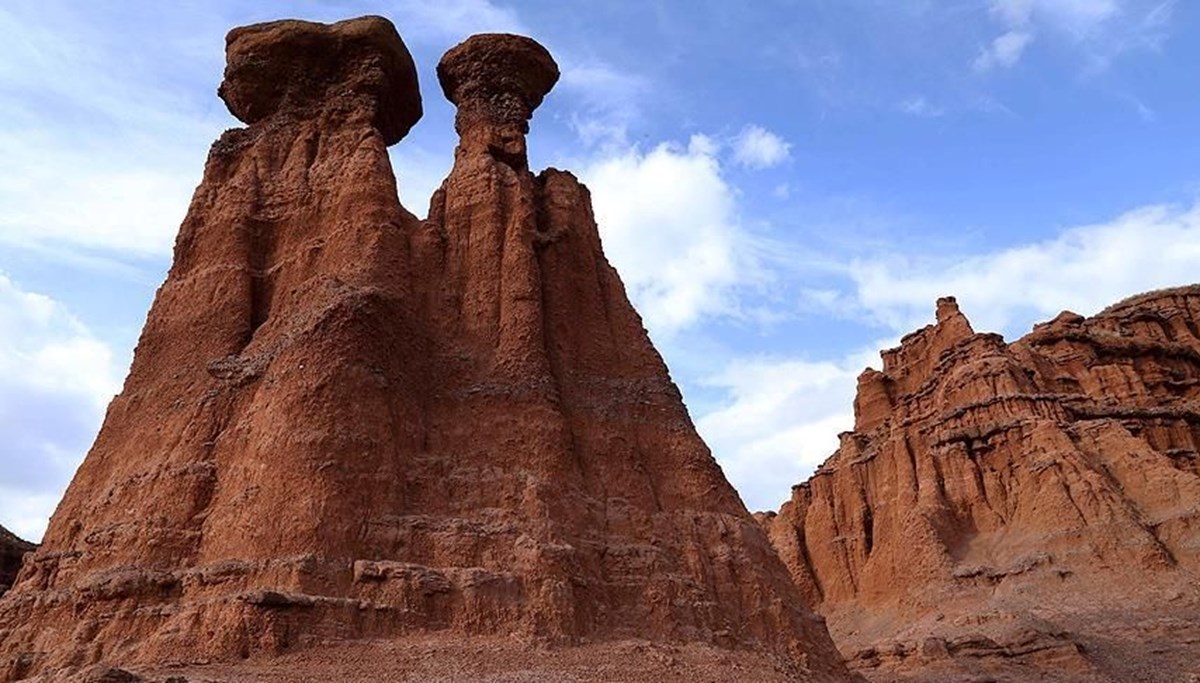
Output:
[1, 0, 1198, 541]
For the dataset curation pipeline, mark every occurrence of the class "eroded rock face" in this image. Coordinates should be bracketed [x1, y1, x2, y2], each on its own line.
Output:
[219, 16, 422, 144]
[437, 33, 558, 170]
[0, 527, 34, 596]
[0, 19, 851, 682]
[764, 289, 1200, 682]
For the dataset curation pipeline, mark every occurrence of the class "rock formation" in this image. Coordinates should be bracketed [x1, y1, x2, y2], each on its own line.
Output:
[0, 527, 34, 596]
[763, 289, 1200, 682]
[0, 17, 851, 682]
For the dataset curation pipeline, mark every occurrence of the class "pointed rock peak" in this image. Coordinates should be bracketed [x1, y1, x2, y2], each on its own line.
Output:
[437, 33, 559, 168]
[879, 297, 978, 392]
[934, 294, 974, 338]
[1030, 309, 1086, 338]
[767, 286, 1200, 681]
[219, 16, 422, 145]
[854, 367, 892, 433]
[935, 296, 960, 323]
[1050, 309, 1085, 326]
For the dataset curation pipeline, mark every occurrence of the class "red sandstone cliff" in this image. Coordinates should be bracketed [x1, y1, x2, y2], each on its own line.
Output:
[0, 18, 851, 682]
[764, 289, 1200, 682]
[0, 527, 33, 597]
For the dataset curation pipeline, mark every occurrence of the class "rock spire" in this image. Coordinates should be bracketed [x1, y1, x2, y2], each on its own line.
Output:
[0, 17, 852, 682]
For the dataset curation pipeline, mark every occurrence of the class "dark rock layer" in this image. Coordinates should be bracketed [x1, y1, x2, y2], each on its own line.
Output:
[0, 527, 34, 596]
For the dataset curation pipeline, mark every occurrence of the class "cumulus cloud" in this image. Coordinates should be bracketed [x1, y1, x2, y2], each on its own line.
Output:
[696, 352, 878, 512]
[731, 125, 792, 169]
[0, 131, 197, 258]
[580, 135, 764, 337]
[697, 201, 1200, 512]
[845, 202, 1200, 336]
[0, 273, 122, 541]
[0, 5, 218, 261]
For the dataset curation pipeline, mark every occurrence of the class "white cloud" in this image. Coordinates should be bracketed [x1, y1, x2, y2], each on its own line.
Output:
[389, 144, 455, 219]
[696, 351, 876, 512]
[581, 135, 762, 337]
[1125, 94, 1157, 122]
[978, 0, 1173, 73]
[558, 61, 649, 150]
[973, 29, 1036, 71]
[899, 96, 947, 117]
[0, 5, 217, 261]
[731, 125, 792, 169]
[0, 273, 122, 541]
[0, 132, 198, 257]
[698, 201, 1200, 513]
[1040, 0, 1120, 32]
[988, 0, 1119, 32]
[989, 0, 1037, 25]
[846, 202, 1200, 338]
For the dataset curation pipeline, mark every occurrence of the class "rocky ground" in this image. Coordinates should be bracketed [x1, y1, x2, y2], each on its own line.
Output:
[87, 637, 819, 683]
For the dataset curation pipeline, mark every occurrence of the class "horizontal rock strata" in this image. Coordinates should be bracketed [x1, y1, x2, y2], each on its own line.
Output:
[764, 289, 1200, 682]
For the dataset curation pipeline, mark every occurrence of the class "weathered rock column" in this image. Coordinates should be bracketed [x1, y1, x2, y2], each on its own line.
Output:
[427, 35, 560, 378]
[0, 16, 429, 676]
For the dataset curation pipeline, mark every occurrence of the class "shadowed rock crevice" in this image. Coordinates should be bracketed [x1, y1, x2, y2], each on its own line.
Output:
[0, 527, 34, 597]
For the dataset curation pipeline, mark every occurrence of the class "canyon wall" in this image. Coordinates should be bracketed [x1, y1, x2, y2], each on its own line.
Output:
[764, 289, 1200, 681]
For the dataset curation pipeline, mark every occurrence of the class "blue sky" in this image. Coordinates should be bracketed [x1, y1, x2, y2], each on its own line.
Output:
[2, 0, 1197, 540]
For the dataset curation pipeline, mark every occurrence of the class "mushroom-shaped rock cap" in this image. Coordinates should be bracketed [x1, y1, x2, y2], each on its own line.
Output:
[437, 33, 559, 125]
[219, 16, 422, 146]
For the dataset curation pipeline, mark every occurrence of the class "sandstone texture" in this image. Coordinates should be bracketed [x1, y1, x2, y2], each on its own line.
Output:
[763, 289, 1200, 681]
[0, 528, 34, 596]
[0, 17, 851, 682]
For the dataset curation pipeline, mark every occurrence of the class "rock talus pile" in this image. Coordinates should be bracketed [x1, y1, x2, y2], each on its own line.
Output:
[0, 16, 852, 682]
